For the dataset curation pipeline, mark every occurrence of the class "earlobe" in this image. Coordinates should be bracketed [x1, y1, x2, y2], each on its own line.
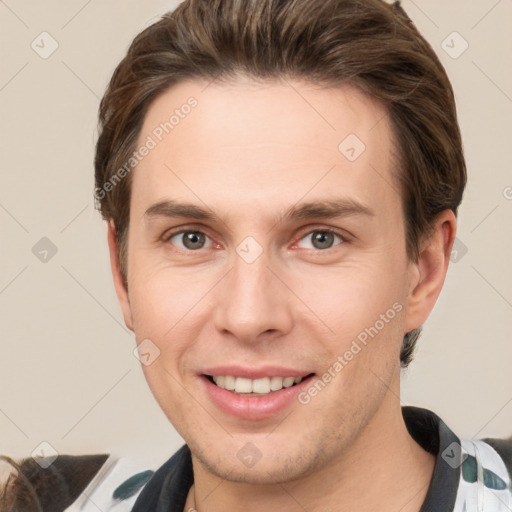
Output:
[107, 221, 134, 331]
[404, 210, 457, 333]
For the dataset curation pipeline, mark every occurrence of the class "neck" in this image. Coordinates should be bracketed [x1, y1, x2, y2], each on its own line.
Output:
[185, 380, 435, 512]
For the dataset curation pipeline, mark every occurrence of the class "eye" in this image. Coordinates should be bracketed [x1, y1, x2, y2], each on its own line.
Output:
[166, 230, 212, 251]
[296, 229, 344, 250]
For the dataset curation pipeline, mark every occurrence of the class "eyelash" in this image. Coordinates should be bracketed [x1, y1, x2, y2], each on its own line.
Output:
[162, 226, 348, 252]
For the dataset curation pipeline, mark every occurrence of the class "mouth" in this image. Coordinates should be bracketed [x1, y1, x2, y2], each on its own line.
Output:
[199, 366, 318, 420]
[203, 373, 316, 397]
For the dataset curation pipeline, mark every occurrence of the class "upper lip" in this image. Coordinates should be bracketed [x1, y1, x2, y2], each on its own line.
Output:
[201, 365, 314, 380]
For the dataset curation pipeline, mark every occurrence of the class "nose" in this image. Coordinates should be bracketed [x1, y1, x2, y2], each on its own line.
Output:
[212, 247, 294, 344]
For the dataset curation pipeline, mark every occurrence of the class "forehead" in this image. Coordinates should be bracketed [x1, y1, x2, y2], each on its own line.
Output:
[132, 77, 400, 221]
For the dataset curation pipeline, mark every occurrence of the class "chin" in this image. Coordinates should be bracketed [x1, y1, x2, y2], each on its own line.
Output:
[192, 439, 321, 485]
[206, 459, 311, 485]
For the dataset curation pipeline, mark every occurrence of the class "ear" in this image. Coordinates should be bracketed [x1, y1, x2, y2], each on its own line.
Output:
[107, 221, 134, 331]
[404, 209, 457, 333]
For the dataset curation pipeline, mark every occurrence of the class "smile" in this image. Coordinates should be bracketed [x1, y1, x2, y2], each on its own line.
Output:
[200, 372, 317, 420]
[206, 374, 314, 396]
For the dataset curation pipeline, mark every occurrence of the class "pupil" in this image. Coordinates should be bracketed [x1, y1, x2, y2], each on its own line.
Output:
[313, 231, 333, 249]
[184, 232, 204, 249]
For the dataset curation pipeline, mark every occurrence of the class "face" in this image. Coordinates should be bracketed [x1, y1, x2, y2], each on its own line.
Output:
[111, 77, 430, 483]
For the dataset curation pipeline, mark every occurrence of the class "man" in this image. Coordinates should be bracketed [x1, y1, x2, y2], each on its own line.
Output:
[96, 0, 512, 510]
[2, 0, 510, 511]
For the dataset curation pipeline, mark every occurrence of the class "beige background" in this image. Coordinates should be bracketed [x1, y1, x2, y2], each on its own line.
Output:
[1, 0, 511, 469]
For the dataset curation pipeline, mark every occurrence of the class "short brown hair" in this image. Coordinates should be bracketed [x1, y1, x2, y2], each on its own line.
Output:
[94, 0, 466, 367]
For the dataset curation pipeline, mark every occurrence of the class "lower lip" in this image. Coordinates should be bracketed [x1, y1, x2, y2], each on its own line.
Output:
[200, 374, 315, 421]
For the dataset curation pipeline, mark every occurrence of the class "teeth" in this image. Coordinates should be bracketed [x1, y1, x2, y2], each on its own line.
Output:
[224, 375, 236, 390]
[252, 377, 270, 394]
[270, 376, 284, 391]
[235, 377, 252, 393]
[282, 377, 295, 388]
[211, 375, 305, 394]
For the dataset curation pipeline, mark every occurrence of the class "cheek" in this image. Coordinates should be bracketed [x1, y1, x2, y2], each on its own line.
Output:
[128, 257, 205, 334]
[292, 260, 408, 394]
[296, 261, 407, 335]
[127, 261, 222, 386]
[139, 360, 199, 434]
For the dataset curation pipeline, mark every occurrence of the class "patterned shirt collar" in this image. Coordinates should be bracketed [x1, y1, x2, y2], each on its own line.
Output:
[132, 406, 462, 512]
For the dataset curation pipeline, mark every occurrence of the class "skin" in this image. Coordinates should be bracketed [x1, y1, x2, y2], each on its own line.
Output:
[107, 77, 456, 512]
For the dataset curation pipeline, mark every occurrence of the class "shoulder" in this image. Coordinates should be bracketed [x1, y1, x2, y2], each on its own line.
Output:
[481, 434, 512, 481]
[452, 436, 512, 510]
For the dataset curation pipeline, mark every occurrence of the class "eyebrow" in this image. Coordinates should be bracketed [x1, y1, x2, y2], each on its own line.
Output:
[144, 197, 375, 225]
